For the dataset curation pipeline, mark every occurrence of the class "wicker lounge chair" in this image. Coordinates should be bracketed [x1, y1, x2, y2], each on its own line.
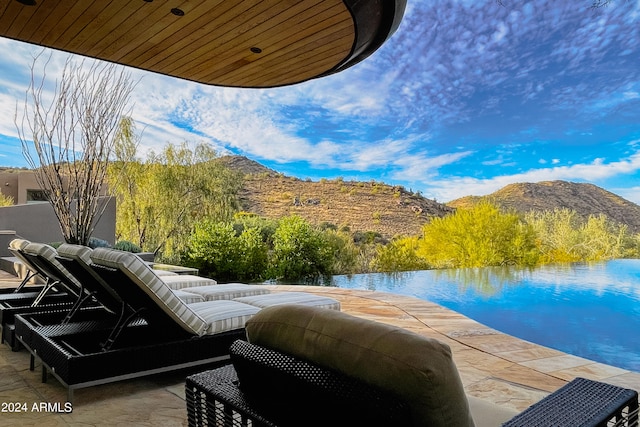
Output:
[1, 239, 72, 302]
[14, 242, 214, 362]
[14, 244, 330, 358]
[11, 242, 222, 349]
[12, 243, 140, 357]
[0, 242, 93, 349]
[23, 248, 340, 402]
[6, 238, 44, 291]
[186, 305, 640, 427]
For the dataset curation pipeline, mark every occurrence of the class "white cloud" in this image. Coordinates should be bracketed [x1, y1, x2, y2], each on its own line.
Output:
[424, 151, 640, 202]
[614, 186, 640, 204]
[390, 150, 473, 181]
[0, 0, 638, 207]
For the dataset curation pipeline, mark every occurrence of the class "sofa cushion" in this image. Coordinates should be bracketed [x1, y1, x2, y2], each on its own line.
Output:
[467, 396, 519, 427]
[245, 304, 474, 427]
[229, 339, 411, 427]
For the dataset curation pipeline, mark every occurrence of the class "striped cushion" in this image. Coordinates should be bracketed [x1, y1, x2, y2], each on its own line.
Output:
[189, 300, 259, 334]
[23, 242, 82, 290]
[159, 275, 216, 290]
[181, 284, 271, 301]
[58, 243, 198, 298]
[173, 289, 205, 304]
[9, 238, 30, 250]
[234, 292, 341, 311]
[57, 243, 92, 265]
[90, 248, 208, 336]
[152, 269, 179, 277]
[56, 243, 124, 306]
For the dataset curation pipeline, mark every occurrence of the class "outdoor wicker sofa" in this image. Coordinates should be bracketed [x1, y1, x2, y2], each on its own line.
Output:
[20, 248, 340, 402]
[186, 305, 639, 427]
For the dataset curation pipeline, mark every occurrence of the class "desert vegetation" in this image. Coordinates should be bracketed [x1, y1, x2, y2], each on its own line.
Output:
[375, 202, 634, 272]
[17, 55, 134, 246]
[107, 119, 242, 262]
[105, 121, 639, 281]
[179, 201, 637, 281]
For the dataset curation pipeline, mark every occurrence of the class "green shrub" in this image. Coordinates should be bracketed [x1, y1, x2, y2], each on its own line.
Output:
[353, 231, 384, 245]
[525, 208, 628, 262]
[267, 216, 333, 280]
[372, 236, 430, 272]
[182, 220, 268, 282]
[114, 240, 142, 253]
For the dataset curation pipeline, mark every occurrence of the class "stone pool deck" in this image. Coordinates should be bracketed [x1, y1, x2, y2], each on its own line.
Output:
[0, 272, 639, 426]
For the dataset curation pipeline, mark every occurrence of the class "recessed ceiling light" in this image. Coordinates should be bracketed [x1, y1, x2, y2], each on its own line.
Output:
[250, 47, 262, 54]
[171, 8, 184, 16]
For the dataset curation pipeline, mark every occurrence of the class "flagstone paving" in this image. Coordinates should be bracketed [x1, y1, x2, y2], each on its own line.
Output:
[0, 272, 638, 426]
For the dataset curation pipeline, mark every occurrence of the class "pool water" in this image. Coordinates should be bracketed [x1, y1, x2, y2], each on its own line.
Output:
[328, 259, 640, 372]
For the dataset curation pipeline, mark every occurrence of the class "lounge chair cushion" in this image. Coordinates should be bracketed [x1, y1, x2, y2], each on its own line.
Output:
[9, 238, 30, 251]
[182, 284, 271, 301]
[90, 248, 209, 336]
[151, 269, 179, 277]
[23, 242, 82, 289]
[90, 248, 261, 335]
[189, 301, 259, 334]
[234, 292, 341, 310]
[245, 305, 474, 427]
[172, 289, 205, 304]
[56, 243, 92, 265]
[157, 274, 216, 290]
[58, 244, 211, 292]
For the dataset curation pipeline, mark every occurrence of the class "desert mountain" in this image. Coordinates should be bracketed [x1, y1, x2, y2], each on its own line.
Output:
[448, 181, 640, 233]
[221, 156, 453, 240]
[220, 157, 640, 237]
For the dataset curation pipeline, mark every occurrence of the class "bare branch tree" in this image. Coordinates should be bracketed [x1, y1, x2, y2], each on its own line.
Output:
[16, 52, 135, 245]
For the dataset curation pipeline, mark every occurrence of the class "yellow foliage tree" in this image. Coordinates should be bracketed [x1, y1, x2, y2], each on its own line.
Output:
[417, 202, 538, 268]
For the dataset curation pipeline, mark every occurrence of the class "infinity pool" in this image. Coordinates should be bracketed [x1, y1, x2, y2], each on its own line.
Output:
[328, 259, 640, 372]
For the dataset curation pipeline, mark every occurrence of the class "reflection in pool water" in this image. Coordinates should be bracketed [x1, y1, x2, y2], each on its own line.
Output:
[327, 259, 640, 372]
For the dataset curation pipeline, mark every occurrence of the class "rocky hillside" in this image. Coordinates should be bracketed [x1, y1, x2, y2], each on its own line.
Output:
[222, 156, 453, 240]
[448, 181, 640, 233]
[220, 157, 640, 237]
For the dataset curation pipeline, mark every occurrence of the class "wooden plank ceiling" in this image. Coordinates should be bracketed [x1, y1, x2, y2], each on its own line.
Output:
[0, 0, 402, 88]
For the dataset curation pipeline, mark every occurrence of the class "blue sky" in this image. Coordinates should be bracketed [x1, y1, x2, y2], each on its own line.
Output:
[0, 0, 639, 203]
